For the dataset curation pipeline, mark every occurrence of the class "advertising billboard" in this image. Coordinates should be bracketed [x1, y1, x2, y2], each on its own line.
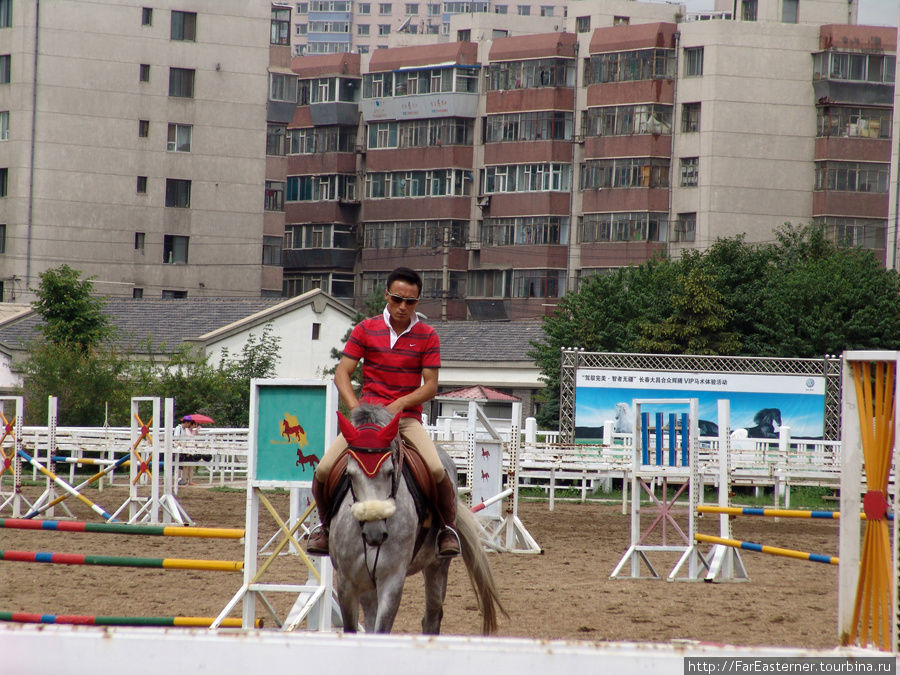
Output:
[574, 368, 826, 443]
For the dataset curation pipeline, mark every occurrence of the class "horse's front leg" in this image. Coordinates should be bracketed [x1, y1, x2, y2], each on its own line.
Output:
[372, 572, 406, 633]
[360, 589, 378, 632]
[421, 558, 451, 634]
[336, 577, 360, 633]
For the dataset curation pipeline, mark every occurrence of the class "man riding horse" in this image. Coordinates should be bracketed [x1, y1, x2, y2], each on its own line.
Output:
[307, 267, 461, 559]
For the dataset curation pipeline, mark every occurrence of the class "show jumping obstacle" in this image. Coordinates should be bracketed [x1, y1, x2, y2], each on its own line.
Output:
[694, 533, 838, 565]
[0, 517, 244, 539]
[0, 611, 256, 628]
[610, 398, 709, 581]
[0, 549, 243, 571]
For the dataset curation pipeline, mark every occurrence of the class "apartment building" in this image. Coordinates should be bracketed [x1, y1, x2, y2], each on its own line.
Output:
[289, 0, 571, 55]
[282, 0, 894, 320]
[0, 1, 273, 302]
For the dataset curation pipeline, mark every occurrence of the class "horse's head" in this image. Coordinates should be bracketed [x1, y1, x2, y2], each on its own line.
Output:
[337, 404, 401, 547]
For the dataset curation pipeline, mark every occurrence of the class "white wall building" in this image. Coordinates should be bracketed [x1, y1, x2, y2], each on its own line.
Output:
[0, 1, 272, 303]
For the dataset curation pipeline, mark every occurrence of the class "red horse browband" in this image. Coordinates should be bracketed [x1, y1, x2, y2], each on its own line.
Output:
[347, 448, 392, 478]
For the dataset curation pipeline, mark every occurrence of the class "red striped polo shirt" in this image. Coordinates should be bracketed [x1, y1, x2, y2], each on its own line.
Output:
[343, 315, 441, 421]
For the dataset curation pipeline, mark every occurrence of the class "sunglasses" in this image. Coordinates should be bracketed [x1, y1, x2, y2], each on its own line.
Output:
[386, 292, 419, 306]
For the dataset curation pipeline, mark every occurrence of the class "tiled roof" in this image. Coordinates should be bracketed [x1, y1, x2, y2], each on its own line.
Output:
[0, 297, 286, 353]
[436, 385, 521, 402]
[428, 320, 546, 363]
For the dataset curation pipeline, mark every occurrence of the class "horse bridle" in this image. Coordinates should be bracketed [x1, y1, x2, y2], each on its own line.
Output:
[346, 438, 402, 584]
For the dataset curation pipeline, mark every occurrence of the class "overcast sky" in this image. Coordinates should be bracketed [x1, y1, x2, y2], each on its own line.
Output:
[682, 0, 898, 25]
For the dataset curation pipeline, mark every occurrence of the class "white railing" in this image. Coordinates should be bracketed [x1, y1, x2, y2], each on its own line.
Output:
[11, 424, 846, 504]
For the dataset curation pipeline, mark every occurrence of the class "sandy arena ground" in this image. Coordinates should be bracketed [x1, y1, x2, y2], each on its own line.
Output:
[0, 484, 841, 648]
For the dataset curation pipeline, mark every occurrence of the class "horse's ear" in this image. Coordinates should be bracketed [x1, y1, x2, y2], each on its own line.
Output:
[337, 411, 358, 444]
[376, 412, 402, 446]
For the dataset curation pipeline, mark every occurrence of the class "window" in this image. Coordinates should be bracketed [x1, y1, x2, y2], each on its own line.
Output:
[483, 216, 569, 245]
[684, 47, 703, 77]
[133, 288, 144, 298]
[162, 235, 189, 264]
[168, 67, 195, 98]
[171, 10, 196, 41]
[138, 119, 149, 137]
[167, 123, 192, 152]
[816, 216, 886, 250]
[741, 0, 757, 20]
[0, 55, 9, 84]
[358, 44, 370, 53]
[0, 168, 7, 197]
[296, 22, 308, 34]
[135, 232, 146, 251]
[680, 157, 698, 186]
[358, 23, 370, 35]
[358, 2, 370, 12]
[815, 161, 889, 193]
[540, 6, 553, 16]
[575, 16, 590, 32]
[428, 3, 441, 15]
[162, 289, 187, 298]
[782, 0, 798, 22]
[581, 105, 672, 138]
[265, 180, 285, 211]
[681, 102, 700, 132]
[816, 106, 891, 139]
[674, 213, 696, 242]
[0, 111, 7, 140]
[136, 175, 148, 193]
[165, 178, 191, 207]
[270, 73, 298, 102]
[379, 2, 391, 13]
[311, 323, 321, 340]
[457, 28, 470, 41]
[613, 15, 629, 25]
[517, 5, 530, 14]
[267, 124, 286, 155]
[139, 63, 150, 82]
[584, 49, 675, 84]
[0, 223, 5, 254]
[494, 4, 507, 13]
[271, 7, 290, 44]
[406, 3, 418, 13]
[580, 212, 667, 243]
[0, 0, 11, 28]
[296, 2, 309, 12]
[378, 24, 390, 35]
[141, 7, 153, 26]
[262, 236, 282, 266]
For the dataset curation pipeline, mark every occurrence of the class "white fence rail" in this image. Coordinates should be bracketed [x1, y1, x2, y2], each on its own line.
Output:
[11, 424, 843, 502]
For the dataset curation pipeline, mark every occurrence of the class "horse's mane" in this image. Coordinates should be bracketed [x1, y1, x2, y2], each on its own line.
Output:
[350, 402, 393, 428]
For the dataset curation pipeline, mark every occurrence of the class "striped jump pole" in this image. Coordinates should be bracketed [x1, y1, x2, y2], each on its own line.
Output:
[17, 449, 117, 522]
[697, 505, 894, 521]
[0, 611, 259, 628]
[0, 517, 244, 540]
[694, 533, 838, 565]
[0, 549, 244, 572]
[471, 488, 513, 514]
[23, 454, 130, 520]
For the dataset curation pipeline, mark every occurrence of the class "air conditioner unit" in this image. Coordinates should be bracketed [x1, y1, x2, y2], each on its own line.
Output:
[476, 195, 491, 208]
[355, 144, 366, 154]
[574, 135, 585, 144]
[465, 240, 482, 251]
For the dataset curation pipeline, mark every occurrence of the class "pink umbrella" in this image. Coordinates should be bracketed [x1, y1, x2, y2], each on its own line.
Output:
[183, 414, 214, 425]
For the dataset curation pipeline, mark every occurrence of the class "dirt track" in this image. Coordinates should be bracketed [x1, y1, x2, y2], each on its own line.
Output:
[0, 485, 840, 647]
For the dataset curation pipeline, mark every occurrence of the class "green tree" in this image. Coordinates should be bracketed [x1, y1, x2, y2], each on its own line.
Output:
[17, 265, 127, 424]
[632, 264, 741, 355]
[529, 224, 900, 429]
[31, 265, 114, 351]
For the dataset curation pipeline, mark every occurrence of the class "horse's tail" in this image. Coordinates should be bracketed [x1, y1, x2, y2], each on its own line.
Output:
[455, 506, 507, 635]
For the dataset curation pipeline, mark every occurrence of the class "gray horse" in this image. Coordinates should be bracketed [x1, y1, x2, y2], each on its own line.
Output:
[328, 403, 505, 634]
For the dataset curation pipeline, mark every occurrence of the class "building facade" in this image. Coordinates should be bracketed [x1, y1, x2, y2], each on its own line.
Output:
[0, 1, 274, 302]
[282, 0, 894, 320]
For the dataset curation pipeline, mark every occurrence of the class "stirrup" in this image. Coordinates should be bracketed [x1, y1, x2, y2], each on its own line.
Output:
[436, 525, 461, 559]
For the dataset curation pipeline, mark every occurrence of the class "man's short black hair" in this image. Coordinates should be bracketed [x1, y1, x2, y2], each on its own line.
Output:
[386, 267, 422, 295]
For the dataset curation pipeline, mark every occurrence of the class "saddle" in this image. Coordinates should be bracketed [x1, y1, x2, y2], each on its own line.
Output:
[323, 440, 438, 523]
